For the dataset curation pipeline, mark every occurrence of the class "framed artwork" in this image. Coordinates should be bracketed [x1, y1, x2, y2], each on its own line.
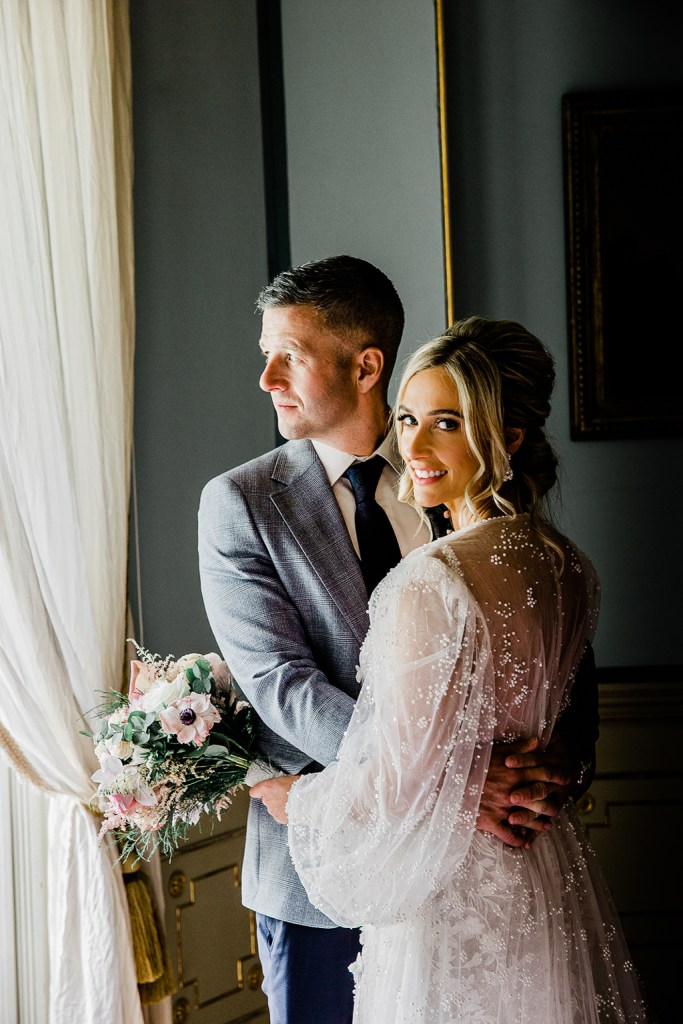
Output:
[562, 91, 683, 440]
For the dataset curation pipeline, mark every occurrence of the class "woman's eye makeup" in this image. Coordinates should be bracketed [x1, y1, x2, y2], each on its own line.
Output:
[397, 412, 460, 431]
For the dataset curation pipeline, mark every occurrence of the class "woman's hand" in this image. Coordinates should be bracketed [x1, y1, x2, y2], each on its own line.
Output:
[249, 775, 300, 824]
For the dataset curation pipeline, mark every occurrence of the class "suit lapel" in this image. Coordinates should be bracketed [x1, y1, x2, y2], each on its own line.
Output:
[270, 442, 370, 644]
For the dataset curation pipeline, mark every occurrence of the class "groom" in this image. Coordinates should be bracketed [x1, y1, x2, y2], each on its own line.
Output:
[198, 255, 598, 1024]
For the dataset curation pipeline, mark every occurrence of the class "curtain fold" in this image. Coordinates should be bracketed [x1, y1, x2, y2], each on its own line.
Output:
[0, 2, 144, 1021]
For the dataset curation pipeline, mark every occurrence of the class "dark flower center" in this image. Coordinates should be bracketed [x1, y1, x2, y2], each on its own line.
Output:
[179, 707, 197, 725]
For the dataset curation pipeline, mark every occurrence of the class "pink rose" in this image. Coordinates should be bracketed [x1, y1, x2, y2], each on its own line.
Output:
[128, 659, 159, 700]
[165, 653, 204, 682]
[205, 653, 233, 691]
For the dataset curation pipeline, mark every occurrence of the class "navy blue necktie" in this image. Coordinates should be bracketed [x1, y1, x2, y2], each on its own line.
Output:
[344, 455, 402, 596]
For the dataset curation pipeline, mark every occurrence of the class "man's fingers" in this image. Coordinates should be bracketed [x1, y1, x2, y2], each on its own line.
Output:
[507, 765, 573, 786]
[479, 820, 529, 849]
[478, 737, 570, 847]
[504, 757, 569, 784]
[504, 736, 540, 758]
[507, 808, 553, 830]
[510, 781, 553, 804]
[505, 752, 540, 769]
[510, 783, 565, 812]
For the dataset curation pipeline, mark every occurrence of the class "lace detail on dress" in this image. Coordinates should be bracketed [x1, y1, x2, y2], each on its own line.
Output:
[287, 515, 649, 1023]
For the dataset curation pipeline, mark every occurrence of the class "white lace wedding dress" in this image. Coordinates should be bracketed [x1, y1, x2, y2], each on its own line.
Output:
[287, 515, 650, 1023]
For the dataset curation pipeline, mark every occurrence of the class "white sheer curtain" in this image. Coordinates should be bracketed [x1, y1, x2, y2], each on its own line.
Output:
[0, 1, 144, 1021]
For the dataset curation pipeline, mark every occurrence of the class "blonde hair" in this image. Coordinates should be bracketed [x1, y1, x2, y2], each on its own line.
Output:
[396, 317, 560, 542]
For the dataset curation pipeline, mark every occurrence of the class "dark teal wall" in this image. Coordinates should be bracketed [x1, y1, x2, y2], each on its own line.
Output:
[129, 0, 273, 655]
[442, 0, 683, 668]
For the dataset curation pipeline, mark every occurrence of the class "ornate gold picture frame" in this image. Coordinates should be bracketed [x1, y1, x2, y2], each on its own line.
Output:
[562, 91, 683, 440]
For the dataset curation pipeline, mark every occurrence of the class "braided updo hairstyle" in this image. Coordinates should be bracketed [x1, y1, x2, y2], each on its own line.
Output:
[396, 316, 559, 529]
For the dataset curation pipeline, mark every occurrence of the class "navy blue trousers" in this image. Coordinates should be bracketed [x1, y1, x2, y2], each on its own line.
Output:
[256, 913, 362, 1024]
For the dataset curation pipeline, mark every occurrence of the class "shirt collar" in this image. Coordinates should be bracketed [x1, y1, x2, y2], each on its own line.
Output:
[312, 429, 401, 487]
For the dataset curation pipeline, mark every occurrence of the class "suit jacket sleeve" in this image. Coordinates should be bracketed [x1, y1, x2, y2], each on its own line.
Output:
[198, 472, 356, 772]
[556, 643, 599, 797]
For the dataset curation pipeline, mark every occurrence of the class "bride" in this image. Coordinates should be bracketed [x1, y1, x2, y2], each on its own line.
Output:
[250, 317, 650, 1023]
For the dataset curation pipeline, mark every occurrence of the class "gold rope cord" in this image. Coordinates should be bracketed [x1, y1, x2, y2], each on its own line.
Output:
[0, 721, 55, 793]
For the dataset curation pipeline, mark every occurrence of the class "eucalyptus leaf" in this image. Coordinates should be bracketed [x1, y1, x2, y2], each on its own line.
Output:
[188, 741, 209, 759]
[202, 745, 231, 760]
[191, 677, 211, 695]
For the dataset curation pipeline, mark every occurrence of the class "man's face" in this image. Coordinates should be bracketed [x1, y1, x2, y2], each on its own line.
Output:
[259, 305, 361, 446]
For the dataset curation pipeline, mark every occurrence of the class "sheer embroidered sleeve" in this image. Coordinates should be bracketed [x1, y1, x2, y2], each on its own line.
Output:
[286, 549, 495, 927]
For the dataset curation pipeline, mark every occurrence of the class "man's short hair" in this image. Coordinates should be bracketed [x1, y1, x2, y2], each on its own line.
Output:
[256, 255, 405, 385]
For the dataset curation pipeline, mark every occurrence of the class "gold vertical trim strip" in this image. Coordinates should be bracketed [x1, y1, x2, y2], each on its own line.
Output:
[435, 0, 454, 325]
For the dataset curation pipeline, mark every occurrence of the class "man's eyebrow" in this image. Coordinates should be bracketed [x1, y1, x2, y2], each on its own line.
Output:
[259, 337, 305, 351]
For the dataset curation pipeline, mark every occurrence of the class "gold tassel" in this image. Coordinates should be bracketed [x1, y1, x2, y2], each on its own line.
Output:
[122, 859, 175, 1003]
[137, 933, 175, 1005]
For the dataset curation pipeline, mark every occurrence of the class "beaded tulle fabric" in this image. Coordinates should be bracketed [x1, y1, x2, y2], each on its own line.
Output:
[287, 515, 650, 1023]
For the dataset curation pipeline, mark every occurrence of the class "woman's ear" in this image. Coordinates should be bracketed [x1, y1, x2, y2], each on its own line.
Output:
[506, 427, 525, 454]
[356, 347, 384, 392]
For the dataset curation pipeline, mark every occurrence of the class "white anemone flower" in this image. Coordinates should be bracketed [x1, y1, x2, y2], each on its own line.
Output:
[159, 693, 221, 745]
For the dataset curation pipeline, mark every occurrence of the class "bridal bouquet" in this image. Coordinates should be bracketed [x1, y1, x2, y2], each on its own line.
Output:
[87, 643, 258, 862]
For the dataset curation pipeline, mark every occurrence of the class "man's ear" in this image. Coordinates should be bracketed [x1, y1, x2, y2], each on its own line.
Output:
[356, 347, 384, 393]
[506, 427, 525, 454]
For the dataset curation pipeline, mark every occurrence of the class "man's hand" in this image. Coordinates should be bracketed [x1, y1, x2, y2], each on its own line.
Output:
[477, 736, 573, 849]
[250, 775, 300, 824]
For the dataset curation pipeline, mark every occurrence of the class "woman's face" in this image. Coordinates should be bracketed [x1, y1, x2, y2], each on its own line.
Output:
[397, 367, 479, 519]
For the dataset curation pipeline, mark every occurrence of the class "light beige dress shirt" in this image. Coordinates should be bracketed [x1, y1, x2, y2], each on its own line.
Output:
[312, 434, 430, 560]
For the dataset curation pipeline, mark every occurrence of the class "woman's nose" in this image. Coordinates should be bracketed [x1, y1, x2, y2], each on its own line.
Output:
[402, 426, 429, 459]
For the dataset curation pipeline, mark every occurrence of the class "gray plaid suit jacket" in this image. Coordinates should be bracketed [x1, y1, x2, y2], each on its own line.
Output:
[198, 439, 376, 927]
